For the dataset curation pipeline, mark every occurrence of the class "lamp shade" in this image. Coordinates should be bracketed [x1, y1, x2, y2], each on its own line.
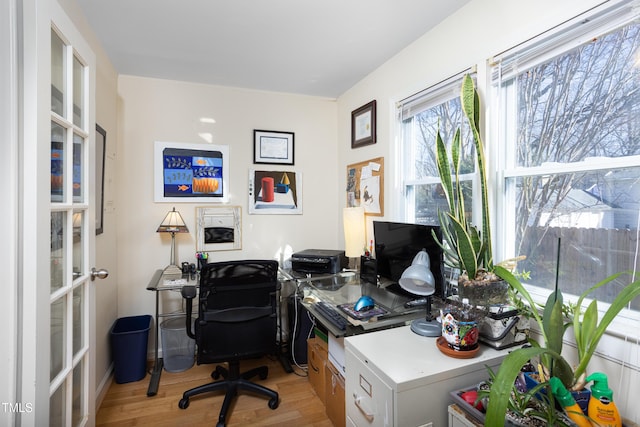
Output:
[157, 207, 189, 233]
[343, 207, 365, 258]
[398, 249, 435, 296]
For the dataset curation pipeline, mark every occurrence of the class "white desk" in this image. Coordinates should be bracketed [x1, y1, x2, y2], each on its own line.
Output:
[345, 326, 508, 427]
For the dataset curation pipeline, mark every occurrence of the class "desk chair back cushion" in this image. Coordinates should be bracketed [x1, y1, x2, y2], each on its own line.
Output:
[195, 260, 279, 365]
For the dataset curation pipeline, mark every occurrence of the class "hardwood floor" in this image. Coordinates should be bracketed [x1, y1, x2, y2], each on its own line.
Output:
[96, 356, 332, 427]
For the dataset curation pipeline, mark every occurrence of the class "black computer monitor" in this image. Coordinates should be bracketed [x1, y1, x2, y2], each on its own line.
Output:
[373, 221, 445, 299]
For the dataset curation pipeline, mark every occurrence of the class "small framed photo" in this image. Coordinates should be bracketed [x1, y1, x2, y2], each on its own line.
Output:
[351, 100, 376, 148]
[253, 130, 295, 165]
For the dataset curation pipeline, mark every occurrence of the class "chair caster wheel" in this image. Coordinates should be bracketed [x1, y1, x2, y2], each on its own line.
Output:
[268, 397, 279, 409]
[212, 371, 220, 380]
[178, 398, 190, 409]
[259, 372, 268, 380]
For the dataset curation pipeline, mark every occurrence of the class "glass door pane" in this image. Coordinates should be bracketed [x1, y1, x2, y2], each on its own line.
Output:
[72, 285, 84, 355]
[51, 122, 65, 202]
[51, 211, 66, 292]
[72, 361, 84, 426]
[50, 30, 65, 116]
[50, 381, 66, 427]
[72, 55, 84, 127]
[50, 297, 65, 381]
[72, 210, 84, 282]
[73, 133, 83, 203]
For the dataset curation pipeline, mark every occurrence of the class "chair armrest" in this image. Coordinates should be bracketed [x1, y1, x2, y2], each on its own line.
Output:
[181, 285, 197, 339]
[181, 285, 197, 299]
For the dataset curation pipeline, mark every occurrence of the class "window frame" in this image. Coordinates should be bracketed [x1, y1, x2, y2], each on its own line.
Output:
[398, 70, 477, 227]
[396, 0, 640, 326]
[491, 1, 640, 324]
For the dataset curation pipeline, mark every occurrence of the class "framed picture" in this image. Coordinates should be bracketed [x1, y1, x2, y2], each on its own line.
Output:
[154, 141, 229, 202]
[95, 124, 106, 234]
[196, 206, 242, 252]
[248, 169, 302, 214]
[253, 129, 295, 165]
[351, 100, 377, 148]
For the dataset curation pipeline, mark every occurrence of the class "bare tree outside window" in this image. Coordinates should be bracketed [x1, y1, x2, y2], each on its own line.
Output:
[402, 86, 474, 228]
[503, 22, 640, 306]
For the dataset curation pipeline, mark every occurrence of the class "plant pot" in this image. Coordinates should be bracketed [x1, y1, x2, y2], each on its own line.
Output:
[458, 277, 509, 307]
[440, 310, 479, 351]
[451, 385, 548, 427]
[450, 386, 486, 424]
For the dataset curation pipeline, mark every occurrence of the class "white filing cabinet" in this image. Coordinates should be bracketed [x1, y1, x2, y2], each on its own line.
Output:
[345, 326, 507, 427]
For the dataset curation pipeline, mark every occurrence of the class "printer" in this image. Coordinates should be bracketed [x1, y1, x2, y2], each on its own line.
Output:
[291, 249, 346, 275]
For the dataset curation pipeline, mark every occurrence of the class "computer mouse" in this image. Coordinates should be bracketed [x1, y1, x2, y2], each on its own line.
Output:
[354, 295, 375, 312]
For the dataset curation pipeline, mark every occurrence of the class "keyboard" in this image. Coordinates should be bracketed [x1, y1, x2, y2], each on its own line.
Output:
[314, 301, 347, 331]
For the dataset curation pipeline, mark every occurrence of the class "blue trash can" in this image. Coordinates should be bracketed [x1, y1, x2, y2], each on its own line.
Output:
[110, 315, 152, 384]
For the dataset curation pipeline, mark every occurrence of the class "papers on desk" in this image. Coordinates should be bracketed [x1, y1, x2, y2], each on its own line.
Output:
[337, 303, 388, 321]
[159, 278, 188, 289]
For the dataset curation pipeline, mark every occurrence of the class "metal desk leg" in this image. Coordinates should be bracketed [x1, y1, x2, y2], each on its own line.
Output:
[277, 290, 293, 373]
[147, 289, 163, 396]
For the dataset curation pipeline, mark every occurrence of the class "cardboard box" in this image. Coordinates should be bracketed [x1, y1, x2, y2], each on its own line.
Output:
[307, 337, 327, 401]
[324, 361, 345, 427]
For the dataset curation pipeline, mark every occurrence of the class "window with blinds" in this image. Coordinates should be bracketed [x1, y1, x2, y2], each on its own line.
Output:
[396, 0, 640, 313]
[397, 70, 475, 230]
[491, 0, 640, 310]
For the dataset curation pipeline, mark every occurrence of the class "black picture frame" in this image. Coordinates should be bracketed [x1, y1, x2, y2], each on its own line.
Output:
[95, 124, 106, 235]
[253, 129, 295, 165]
[351, 100, 377, 148]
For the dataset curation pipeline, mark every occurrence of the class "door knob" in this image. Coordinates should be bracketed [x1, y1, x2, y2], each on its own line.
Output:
[91, 268, 109, 281]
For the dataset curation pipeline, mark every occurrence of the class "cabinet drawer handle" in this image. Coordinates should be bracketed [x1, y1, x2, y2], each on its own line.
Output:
[353, 393, 374, 422]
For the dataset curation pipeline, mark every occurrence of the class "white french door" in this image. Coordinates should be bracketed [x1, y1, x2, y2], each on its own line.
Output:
[19, 1, 98, 426]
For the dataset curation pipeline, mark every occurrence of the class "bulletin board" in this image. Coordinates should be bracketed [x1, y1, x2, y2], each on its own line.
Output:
[346, 157, 384, 216]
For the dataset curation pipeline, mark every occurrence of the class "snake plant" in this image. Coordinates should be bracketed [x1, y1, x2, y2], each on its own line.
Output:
[434, 74, 493, 281]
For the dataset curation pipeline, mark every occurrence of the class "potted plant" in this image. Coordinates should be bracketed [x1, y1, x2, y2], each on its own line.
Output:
[434, 74, 508, 306]
[455, 368, 576, 426]
[485, 265, 640, 425]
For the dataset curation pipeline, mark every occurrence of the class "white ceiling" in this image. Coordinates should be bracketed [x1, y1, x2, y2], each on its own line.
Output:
[76, 0, 469, 98]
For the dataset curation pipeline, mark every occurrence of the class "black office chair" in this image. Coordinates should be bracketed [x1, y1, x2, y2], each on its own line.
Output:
[178, 260, 280, 427]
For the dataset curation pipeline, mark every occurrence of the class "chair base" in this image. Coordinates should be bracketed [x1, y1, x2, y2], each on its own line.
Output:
[178, 360, 279, 427]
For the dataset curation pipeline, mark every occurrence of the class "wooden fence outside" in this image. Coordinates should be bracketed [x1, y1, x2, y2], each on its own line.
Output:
[520, 226, 640, 310]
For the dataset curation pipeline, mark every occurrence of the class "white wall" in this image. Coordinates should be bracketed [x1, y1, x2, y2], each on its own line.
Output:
[116, 76, 340, 320]
[55, 0, 120, 407]
[335, 0, 639, 423]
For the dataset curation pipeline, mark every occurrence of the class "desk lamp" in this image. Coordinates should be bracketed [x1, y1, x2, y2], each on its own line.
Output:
[157, 207, 189, 277]
[399, 249, 440, 337]
[343, 207, 365, 270]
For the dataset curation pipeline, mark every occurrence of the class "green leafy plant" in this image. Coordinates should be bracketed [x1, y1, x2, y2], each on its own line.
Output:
[477, 367, 574, 426]
[485, 266, 640, 425]
[571, 271, 640, 387]
[433, 74, 493, 281]
[523, 383, 575, 427]
[477, 367, 538, 418]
